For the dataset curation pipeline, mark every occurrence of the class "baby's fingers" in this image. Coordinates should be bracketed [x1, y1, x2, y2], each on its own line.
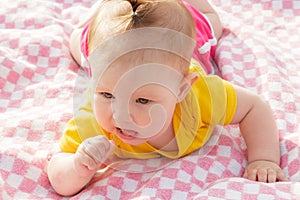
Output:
[74, 150, 98, 176]
[244, 168, 288, 183]
[276, 170, 289, 182]
[266, 169, 277, 183]
[243, 168, 257, 181]
[257, 168, 268, 182]
[264, 168, 288, 182]
[78, 149, 99, 170]
[243, 168, 271, 182]
[85, 136, 114, 163]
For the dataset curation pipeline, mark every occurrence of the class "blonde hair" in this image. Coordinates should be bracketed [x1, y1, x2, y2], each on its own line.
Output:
[88, 0, 196, 73]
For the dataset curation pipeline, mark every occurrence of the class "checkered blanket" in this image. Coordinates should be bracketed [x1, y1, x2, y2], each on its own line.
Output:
[1, 0, 300, 199]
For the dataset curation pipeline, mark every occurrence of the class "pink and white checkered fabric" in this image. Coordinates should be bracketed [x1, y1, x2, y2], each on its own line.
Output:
[0, 0, 299, 199]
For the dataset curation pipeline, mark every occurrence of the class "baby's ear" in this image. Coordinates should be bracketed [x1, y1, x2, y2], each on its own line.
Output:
[177, 72, 198, 102]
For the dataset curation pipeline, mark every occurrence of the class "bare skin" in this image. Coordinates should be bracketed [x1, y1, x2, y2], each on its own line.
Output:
[231, 85, 287, 183]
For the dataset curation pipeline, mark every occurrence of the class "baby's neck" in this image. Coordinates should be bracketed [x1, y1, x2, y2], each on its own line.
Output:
[147, 123, 178, 152]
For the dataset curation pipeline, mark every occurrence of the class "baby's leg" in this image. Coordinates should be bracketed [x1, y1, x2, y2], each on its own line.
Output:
[69, 28, 83, 65]
[69, 0, 104, 66]
[203, 13, 222, 40]
[184, 0, 223, 39]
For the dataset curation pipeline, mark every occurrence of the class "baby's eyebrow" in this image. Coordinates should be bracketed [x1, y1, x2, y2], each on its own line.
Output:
[134, 90, 164, 100]
[94, 86, 111, 92]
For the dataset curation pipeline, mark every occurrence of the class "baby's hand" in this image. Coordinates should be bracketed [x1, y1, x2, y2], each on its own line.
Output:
[243, 160, 288, 183]
[73, 136, 114, 177]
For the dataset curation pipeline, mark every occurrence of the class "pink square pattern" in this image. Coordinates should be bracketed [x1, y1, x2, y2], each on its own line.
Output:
[0, 0, 299, 199]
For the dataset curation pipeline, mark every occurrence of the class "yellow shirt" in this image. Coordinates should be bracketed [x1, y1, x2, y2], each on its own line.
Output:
[59, 59, 237, 159]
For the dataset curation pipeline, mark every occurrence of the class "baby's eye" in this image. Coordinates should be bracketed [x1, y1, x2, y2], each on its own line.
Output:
[100, 92, 114, 99]
[136, 98, 151, 104]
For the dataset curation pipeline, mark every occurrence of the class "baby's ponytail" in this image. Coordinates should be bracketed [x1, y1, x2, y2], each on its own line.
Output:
[129, 0, 141, 22]
[88, 0, 153, 52]
[126, 0, 142, 12]
[125, 0, 153, 28]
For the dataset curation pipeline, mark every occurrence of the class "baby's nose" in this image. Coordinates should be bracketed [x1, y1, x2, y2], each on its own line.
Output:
[112, 104, 132, 123]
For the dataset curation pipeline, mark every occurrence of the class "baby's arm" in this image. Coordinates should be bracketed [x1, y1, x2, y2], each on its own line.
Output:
[47, 136, 114, 196]
[184, 0, 223, 39]
[230, 85, 288, 182]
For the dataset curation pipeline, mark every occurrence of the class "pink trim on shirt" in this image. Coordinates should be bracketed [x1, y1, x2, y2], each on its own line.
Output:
[183, 1, 217, 74]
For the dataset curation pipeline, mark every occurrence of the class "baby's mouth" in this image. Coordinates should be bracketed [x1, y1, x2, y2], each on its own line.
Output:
[116, 128, 138, 140]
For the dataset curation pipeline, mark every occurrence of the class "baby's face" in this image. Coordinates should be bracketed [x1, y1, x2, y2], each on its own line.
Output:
[92, 59, 185, 146]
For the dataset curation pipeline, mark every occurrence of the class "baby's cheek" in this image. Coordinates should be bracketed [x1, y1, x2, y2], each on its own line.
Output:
[130, 108, 152, 127]
[94, 102, 114, 130]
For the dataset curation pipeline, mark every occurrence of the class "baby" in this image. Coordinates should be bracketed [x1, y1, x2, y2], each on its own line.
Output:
[47, 0, 288, 196]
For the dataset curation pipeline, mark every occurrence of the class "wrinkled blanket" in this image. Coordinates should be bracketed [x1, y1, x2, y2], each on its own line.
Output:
[1, 0, 300, 199]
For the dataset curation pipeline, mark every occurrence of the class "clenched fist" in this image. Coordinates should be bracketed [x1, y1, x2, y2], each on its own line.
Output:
[73, 136, 115, 177]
